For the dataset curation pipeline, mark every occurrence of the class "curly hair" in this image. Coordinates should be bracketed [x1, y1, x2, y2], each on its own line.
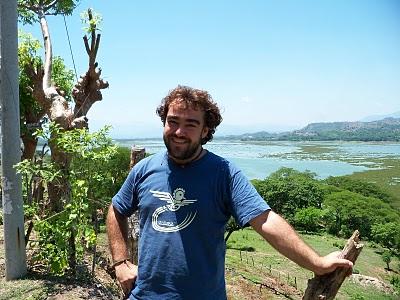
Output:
[156, 85, 222, 144]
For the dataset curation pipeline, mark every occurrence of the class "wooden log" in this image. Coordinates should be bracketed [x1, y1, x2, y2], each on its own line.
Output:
[303, 230, 364, 300]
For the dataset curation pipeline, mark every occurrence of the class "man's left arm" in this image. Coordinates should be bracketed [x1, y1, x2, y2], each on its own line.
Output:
[250, 210, 353, 275]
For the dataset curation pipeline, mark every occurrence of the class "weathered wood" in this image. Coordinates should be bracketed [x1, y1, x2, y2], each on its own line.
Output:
[129, 146, 146, 169]
[127, 146, 146, 264]
[303, 230, 364, 300]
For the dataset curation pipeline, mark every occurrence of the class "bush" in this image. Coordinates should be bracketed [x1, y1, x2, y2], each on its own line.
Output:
[324, 176, 393, 203]
[323, 190, 400, 238]
[294, 207, 323, 233]
[253, 168, 323, 220]
[371, 222, 400, 255]
[390, 275, 400, 292]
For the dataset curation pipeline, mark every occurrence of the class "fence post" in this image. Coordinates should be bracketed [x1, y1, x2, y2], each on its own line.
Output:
[127, 146, 146, 264]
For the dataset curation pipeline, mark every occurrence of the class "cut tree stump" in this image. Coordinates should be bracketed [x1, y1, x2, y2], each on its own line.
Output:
[303, 230, 364, 300]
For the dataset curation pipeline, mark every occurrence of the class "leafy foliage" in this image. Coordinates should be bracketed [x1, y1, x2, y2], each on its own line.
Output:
[323, 190, 399, 239]
[293, 207, 324, 233]
[80, 9, 103, 33]
[252, 168, 323, 221]
[18, 0, 82, 25]
[371, 222, 400, 254]
[381, 250, 392, 270]
[324, 176, 392, 203]
[225, 217, 242, 242]
[17, 124, 118, 274]
[18, 31, 74, 140]
[249, 167, 400, 257]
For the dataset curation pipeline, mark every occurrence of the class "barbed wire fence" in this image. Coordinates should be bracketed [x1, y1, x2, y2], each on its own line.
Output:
[227, 248, 313, 299]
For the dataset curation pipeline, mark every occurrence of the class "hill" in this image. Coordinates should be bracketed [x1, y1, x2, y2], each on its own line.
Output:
[222, 117, 400, 141]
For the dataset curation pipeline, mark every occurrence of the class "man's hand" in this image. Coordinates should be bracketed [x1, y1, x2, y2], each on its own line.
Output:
[115, 260, 138, 296]
[314, 251, 353, 276]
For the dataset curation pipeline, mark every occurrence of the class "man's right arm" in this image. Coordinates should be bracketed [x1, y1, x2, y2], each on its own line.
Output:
[106, 204, 138, 295]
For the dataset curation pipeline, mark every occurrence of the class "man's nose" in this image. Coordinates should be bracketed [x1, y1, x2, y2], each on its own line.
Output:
[175, 125, 187, 137]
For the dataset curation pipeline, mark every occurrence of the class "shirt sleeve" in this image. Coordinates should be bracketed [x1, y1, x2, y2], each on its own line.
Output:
[112, 168, 138, 217]
[228, 163, 270, 227]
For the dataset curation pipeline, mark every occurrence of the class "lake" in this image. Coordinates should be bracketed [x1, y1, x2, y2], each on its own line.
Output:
[114, 139, 400, 180]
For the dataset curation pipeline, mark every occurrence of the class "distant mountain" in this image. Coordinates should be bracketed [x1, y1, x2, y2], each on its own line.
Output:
[222, 117, 400, 142]
[360, 111, 400, 122]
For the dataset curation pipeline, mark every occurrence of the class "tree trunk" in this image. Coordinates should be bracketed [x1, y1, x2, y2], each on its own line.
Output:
[224, 230, 234, 243]
[303, 230, 364, 300]
[21, 135, 38, 160]
[48, 138, 71, 212]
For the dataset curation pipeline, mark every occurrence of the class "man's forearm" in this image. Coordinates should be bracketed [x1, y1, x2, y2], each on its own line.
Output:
[250, 210, 323, 274]
[106, 204, 130, 262]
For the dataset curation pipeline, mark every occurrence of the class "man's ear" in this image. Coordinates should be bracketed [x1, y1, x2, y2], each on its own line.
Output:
[201, 126, 209, 139]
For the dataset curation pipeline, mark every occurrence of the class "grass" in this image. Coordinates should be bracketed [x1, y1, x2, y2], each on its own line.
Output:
[0, 277, 47, 300]
[226, 228, 400, 299]
[348, 157, 400, 209]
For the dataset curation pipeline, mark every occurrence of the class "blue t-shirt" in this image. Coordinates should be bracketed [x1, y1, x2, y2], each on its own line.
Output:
[112, 150, 270, 300]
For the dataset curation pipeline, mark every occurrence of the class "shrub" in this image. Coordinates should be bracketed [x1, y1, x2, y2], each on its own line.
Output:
[294, 207, 323, 233]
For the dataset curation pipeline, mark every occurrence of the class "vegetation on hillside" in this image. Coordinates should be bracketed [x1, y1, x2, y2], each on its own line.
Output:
[222, 117, 400, 141]
[248, 168, 400, 255]
[2, 131, 399, 298]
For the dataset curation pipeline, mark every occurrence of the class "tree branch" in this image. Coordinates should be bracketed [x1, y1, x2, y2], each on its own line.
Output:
[43, 0, 58, 14]
[39, 13, 52, 89]
[303, 230, 364, 300]
[72, 9, 109, 119]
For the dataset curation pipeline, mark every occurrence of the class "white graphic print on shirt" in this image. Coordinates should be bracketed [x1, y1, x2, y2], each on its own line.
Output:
[150, 188, 197, 233]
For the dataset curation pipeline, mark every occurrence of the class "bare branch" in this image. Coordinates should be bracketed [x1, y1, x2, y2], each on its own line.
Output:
[43, 0, 58, 13]
[303, 231, 364, 300]
[39, 14, 52, 89]
[83, 35, 91, 55]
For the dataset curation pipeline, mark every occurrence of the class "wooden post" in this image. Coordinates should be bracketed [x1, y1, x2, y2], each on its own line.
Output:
[0, 0, 28, 280]
[303, 230, 364, 300]
[127, 146, 146, 264]
[129, 146, 145, 169]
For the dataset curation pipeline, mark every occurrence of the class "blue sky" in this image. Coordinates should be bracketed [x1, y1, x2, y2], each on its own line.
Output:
[21, 0, 400, 138]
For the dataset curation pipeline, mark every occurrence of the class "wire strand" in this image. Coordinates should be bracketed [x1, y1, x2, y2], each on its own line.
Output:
[63, 15, 78, 82]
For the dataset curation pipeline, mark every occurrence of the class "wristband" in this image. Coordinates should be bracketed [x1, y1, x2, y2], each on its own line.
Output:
[111, 258, 129, 269]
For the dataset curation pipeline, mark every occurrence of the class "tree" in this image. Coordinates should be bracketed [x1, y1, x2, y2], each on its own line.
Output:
[371, 222, 400, 255]
[323, 191, 400, 238]
[224, 217, 241, 243]
[294, 207, 323, 233]
[252, 168, 323, 221]
[324, 176, 392, 204]
[18, 30, 74, 160]
[16, 124, 117, 274]
[17, 1, 108, 212]
[381, 250, 392, 270]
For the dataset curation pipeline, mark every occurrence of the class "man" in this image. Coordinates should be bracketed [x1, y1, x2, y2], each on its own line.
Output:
[107, 86, 352, 299]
